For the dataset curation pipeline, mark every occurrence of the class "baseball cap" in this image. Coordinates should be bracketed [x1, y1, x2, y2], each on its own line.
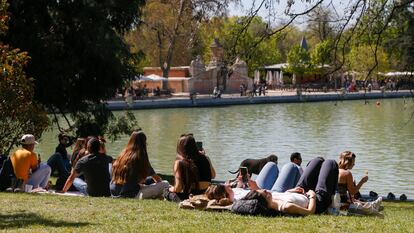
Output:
[21, 134, 39, 145]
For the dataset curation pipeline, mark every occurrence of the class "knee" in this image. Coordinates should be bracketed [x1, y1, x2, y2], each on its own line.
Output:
[282, 163, 300, 174]
[324, 160, 339, 170]
[160, 180, 170, 188]
[41, 163, 52, 174]
[284, 163, 297, 170]
[306, 157, 324, 167]
[263, 161, 278, 170]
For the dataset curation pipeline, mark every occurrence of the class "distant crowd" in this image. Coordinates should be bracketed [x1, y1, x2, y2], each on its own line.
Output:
[0, 131, 384, 216]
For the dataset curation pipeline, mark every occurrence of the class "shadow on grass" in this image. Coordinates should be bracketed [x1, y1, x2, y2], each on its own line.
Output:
[0, 211, 90, 229]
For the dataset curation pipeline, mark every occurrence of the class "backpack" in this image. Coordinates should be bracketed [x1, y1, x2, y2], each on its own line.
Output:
[231, 199, 283, 217]
[0, 156, 16, 191]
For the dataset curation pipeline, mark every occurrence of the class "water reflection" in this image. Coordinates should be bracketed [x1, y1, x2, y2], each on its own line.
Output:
[36, 98, 414, 197]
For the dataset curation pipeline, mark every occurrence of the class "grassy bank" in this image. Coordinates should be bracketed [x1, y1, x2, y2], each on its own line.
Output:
[1, 192, 413, 233]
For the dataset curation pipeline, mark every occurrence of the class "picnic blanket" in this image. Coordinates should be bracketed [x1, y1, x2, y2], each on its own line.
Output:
[29, 187, 85, 197]
[178, 194, 233, 211]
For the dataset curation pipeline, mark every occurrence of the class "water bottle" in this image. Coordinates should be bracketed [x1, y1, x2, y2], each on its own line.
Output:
[328, 191, 341, 215]
[333, 191, 341, 210]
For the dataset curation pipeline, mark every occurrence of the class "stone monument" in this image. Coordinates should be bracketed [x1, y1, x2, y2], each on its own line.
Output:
[226, 56, 252, 92]
[188, 39, 252, 94]
[189, 55, 205, 78]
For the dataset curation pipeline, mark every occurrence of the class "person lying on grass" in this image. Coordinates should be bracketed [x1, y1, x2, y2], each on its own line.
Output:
[206, 157, 339, 215]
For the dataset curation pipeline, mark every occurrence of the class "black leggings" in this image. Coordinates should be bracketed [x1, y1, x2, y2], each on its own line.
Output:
[296, 157, 339, 214]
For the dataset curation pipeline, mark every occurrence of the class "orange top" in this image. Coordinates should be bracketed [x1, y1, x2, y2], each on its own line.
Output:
[11, 148, 38, 181]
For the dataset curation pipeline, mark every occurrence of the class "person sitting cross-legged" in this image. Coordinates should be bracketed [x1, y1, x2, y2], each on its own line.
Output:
[110, 131, 169, 199]
[165, 133, 215, 202]
[10, 134, 51, 191]
[47, 133, 73, 190]
[61, 137, 111, 197]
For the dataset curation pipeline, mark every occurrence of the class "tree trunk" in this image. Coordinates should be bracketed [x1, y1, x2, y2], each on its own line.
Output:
[160, 0, 187, 90]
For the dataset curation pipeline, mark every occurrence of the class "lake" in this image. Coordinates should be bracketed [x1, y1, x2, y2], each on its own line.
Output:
[36, 98, 414, 197]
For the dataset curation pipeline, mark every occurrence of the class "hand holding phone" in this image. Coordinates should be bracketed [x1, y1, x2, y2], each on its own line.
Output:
[196, 141, 203, 151]
[240, 166, 248, 183]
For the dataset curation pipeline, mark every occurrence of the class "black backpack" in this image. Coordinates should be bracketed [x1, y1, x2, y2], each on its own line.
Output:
[0, 156, 16, 191]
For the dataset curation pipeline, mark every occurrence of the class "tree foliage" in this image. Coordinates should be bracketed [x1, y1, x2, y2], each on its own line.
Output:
[5, 0, 146, 138]
[286, 45, 312, 80]
[197, 16, 282, 76]
[305, 5, 335, 44]
[0, 0, 49, 155]
[311, 40, 333, 67]
[227, 0, 414, 80]
[6, 0, 145, 112]
[383, 3, 414, 71]
[347, 44, 389, 78]
[127, 0, 235, 85]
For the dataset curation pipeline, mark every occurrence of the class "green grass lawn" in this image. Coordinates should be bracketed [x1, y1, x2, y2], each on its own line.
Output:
[1, 192, 413, 233]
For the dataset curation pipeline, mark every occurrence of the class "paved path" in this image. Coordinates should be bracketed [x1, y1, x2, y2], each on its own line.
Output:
[106, 90, 413, 110]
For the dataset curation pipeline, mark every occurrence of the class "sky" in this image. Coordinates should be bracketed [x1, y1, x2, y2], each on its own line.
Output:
[229, 0, 310, 25]
[228, 0, 347, 28]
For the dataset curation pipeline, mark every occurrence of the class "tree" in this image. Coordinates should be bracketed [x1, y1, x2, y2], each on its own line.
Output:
[305, 5, 335, 44]
[347, 44, 389, 78]
[197, 16, 282, 76]
[285, 45, 313, 89]
[6, 0, 145, 137]
[128, 0, 235, 89]
[229, 0, 414, 80]
[311, 39, 334, 76]
[0, 0, 49, 155]
[274, 26, 302, 63]
[383, 3, 414, 71]
[126, 0, 195, 70]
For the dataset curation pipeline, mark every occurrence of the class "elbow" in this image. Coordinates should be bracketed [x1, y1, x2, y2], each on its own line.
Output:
[211, 173, 216, 179]
[348, 187, 359, 195]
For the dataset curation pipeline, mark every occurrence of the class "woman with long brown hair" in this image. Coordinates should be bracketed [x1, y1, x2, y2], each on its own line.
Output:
[110, 131, 169, 198]
[165, 134, 215, 202]
[70, 137, 87, 166]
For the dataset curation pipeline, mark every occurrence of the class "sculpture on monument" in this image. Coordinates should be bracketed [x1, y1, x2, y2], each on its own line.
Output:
[189, 55, 205, 78]
[188, 38, 252, 94]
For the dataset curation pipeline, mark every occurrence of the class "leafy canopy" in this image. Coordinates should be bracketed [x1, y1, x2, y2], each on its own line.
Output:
[5, 0, 145, 138]
[0, 0, 49, 155]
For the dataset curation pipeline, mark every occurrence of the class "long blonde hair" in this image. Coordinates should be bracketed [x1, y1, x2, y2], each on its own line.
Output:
[338, 151, 356, 169]
[112, 131, 151, 185]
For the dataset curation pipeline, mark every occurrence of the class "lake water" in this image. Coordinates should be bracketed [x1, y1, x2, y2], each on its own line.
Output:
[36, 98, 414, 197]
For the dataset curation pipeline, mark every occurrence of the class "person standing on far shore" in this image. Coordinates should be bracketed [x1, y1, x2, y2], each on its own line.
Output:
[253, 83, 257, 96]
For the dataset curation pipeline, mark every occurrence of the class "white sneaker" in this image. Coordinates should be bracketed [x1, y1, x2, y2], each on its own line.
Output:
[372, 197, 383, 211]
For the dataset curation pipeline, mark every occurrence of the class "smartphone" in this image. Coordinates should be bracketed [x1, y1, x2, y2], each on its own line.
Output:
[240, 166, 248, 183]
[196, 141, 203, 151]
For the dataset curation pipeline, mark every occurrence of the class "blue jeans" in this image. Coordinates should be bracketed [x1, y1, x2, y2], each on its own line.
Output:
[73, 163, 113, 196]
[73, 178, 88, 195]
[255, 162, 300, 192]
[27, 163, 51, 188]
[272, 163, 301, 192]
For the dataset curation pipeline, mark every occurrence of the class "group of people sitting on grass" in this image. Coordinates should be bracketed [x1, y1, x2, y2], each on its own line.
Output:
[3, 131, 383, 217]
